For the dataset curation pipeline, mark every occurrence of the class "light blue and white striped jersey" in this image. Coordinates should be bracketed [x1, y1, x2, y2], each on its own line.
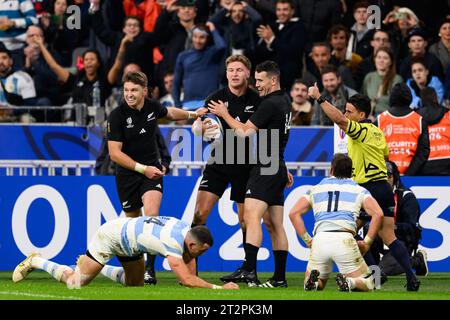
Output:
[0, 0, 38, 50]
[302, 177, 371, 235]
[120, 216, 190, 259]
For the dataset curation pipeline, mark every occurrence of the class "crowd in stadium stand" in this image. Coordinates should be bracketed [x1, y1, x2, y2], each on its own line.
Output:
[0, 0, 449, 175]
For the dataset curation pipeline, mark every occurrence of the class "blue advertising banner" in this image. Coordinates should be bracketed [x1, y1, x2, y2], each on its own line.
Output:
[0, 125, 334, 163]
[0, 176, 448, 272]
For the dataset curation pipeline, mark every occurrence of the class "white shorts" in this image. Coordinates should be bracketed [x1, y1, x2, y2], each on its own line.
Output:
[306, 231, 369, 280]
[87, 219, 130, 265]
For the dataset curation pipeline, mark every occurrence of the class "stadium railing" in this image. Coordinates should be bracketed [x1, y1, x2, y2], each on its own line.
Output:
[0, 160, 331, 177]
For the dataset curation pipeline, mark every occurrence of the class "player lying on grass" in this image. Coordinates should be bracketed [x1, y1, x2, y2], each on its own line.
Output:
[12, 216, 239, 290]
[289, 153, 383, 292]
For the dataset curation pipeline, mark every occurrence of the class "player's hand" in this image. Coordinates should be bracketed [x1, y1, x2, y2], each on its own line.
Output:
[203, 118, 219, 134]
[206, 21, 215, 32]
[256, 25, 274, 42]
[144, 166, 164, 179]
[208, 100, 228, 117]
[121, 34, 134, 45]
[286, 171, 294, 188]
[357, 240, 370, 255]
[223, 282, 240, 290]
[308, 82, 321, 100]
[195, 107, 208, 117]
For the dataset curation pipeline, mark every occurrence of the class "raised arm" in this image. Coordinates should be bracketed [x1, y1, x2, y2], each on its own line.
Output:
[33, 35, 70, 83]
[107, 35, 133, 85]
[308, 82, 349, 131]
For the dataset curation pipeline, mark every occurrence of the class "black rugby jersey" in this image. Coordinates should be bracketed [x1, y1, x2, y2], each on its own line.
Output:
[107, 98, 168, 173]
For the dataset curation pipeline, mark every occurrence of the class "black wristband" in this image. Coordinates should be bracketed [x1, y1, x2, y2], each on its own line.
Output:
[316, 96, 326, 104]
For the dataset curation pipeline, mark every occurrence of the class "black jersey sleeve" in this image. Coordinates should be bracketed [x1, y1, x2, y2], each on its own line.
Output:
[248, 99, 274, 129]
[155, 100, 168, 119]
[107, 109, 124, 142]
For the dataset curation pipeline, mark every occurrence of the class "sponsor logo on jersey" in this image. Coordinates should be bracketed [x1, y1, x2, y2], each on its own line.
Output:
[235, 116, 241, 122]
[200, 180, 208, 187]
[126, 117, 134, 128]
[246, 189, 251, 194]
[155, 184, 162, 189]
[139, 128, 146, 134]
[122, 201, 131, 209]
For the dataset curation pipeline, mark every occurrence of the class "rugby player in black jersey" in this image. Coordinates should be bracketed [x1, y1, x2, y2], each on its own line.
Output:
[209, 61, 293, 288]
[107, 71, 206, 284]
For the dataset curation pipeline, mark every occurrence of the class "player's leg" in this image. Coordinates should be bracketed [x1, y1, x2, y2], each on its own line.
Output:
[65, 253, 104, 288]
[120, 255, 146, 286]
[192, 190, 220, 226]
[378, 216, 419, 290]
[332, 233, 375, 292]
[362, 181, 419, 291]
[142, 188, 163, 285]
[304, 232, 332, 291]
[12, 253, 74, 284]
[260, 205, 288, 287]
[237, 202, 246, 241]
[220, 198, 267, 285]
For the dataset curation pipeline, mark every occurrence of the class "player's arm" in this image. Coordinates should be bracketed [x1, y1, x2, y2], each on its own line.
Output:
[108, 140, 164, 179]
[308, 82, 349, 131]
[358, 196, 384, 254]
[289, 196, 313, 247]
[166, 255, 239, 290]
[165, 107, 208, 121]
[207, 99, 258, 137]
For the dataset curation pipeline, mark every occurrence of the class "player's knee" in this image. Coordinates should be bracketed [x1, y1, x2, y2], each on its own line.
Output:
[193, 209, 208, 224]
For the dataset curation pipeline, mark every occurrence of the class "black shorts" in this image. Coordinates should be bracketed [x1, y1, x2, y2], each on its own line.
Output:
[245, 162, 288, 206]
[198, 164, 251, 203]
[360, 180, 395, 218]
[115, 172, 163, 212]
[86, 250, 142, 265]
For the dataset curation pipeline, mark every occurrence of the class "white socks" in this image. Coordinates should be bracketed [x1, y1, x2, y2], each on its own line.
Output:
[101, 265, 126, 285]
[31, 256, 72, 282]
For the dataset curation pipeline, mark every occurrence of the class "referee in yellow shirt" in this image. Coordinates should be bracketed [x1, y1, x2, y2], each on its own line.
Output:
[308, 83, 420, 291]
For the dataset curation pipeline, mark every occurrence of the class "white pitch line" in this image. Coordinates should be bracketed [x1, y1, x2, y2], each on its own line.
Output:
[0, 291, 83, 300]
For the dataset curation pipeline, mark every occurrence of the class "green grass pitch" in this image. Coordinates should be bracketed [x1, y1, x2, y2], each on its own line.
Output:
[0, 272, 449, 300]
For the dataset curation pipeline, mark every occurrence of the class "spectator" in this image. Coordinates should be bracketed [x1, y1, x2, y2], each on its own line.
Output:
[255, 0, 307, 91]
[0, 0, 38, 66]
[0, 46, 36, 112]
[22, 25, 67, 120]
[172, 22, 226, 109]
[377, 83, 430, 176]
[417, 87, 450, 175]
[295, 0, 342, 45]
[304, 42, 356, 91]
[382, 7, 420, 63]
[89, 4, 158, 86]
[348, 1, 373, 59]
[445, 65, 450, 103]
[406, 58, 445, 109]
[121, 0, 163, 33]
[362, 47, 403, 117]
[39, 0, 79, 67]
[429, 18, 450, 72]
[34, 35, 112, 119]
[311, 64, 357, 126]
[209, 1, 262, 68]
[399, 28, 444, 83]
[154, 0, 198, 89]
[370, 160, 429, 277]
[354, 29, 391, 91]
[290, 79, 313, 126]
[159, 70, 181, 109]
[327, 24, 362, 75]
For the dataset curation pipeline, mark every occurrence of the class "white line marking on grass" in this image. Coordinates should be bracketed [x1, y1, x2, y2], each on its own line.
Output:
[0, 291, 83, 300]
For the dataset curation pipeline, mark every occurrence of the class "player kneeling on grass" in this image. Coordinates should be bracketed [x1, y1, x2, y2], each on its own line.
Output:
[12, 216, 239, 290]
[289, 154, 383, 292]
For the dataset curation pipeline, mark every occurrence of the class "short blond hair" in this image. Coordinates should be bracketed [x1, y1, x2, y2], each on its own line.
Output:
[225, 54, 252, 71]
[123, 71, 148, 88]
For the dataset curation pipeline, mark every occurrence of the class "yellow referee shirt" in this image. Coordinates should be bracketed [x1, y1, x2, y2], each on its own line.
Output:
[345, 119, 389, 184]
